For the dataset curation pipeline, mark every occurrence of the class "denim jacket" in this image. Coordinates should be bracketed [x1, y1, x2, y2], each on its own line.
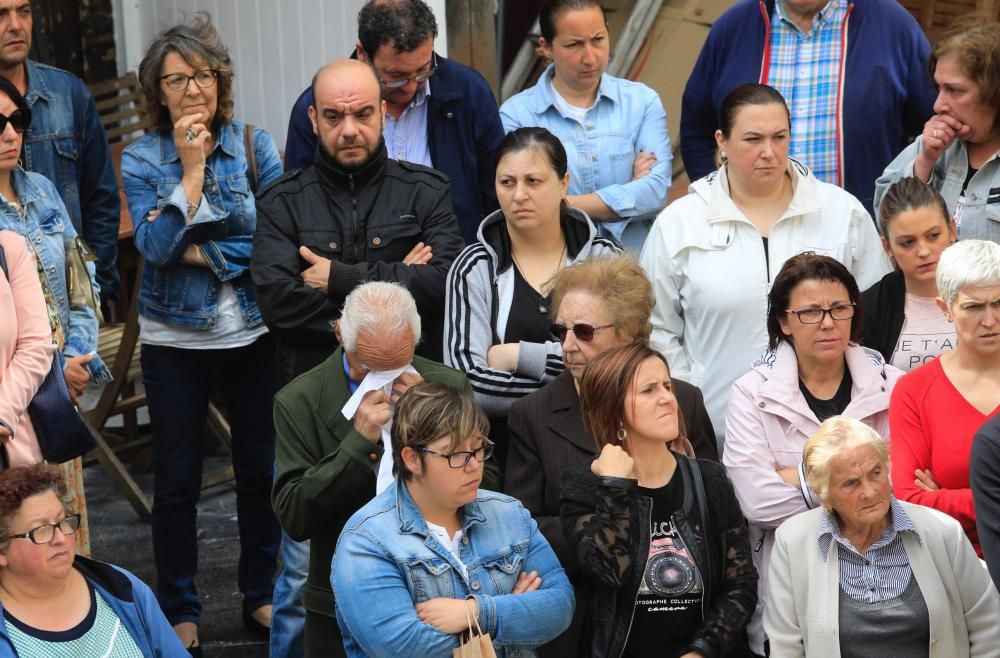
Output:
[333, 481, 575, 658]
[122, 121, 281, 329]
[500, 65, 671, 248]
[23, 59, 121, 301]
[0, 169, 110, 384]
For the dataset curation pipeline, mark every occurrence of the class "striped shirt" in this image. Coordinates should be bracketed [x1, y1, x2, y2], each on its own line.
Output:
[768, 0, 846, 186]
[818, 496, 922, 603]
[383, 81, 433, 168]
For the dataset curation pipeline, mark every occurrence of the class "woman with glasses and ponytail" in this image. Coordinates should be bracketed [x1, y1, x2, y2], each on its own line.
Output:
[0, 464, 186, 656]
[123, 13, 282, 652]
[332, 382, 574, 658]
[722, 253, 902, 655]
[444, 126, 618, 472]
[505, 254, 717, 657]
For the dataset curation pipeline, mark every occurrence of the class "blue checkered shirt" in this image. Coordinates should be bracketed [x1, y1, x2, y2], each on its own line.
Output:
[383, 81, 432, 168]
[768, 0, 847, 186]
[818, 496, 922, 603]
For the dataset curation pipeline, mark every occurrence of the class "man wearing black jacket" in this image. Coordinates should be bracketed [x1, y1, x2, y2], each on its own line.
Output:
[971, 414, 1000, 592]
[252, 58, 464, 387]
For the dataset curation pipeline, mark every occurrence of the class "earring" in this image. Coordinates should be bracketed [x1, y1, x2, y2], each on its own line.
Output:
[616, 426, 628, 443]
[720, 151, 727, 159]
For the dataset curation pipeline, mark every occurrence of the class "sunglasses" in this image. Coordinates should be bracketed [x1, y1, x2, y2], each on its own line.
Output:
[0, 108, 30, 134]
[550, 322, 614, 342]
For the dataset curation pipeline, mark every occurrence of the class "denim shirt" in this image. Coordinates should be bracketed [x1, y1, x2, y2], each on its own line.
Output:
[0, 169, 111, 384]
[875, 137, 1000, 242]
[500, 65, 671, 247]
[122, 121, 281, 330]
[22, 59, 121, 301]
[333, 480, 574, 658]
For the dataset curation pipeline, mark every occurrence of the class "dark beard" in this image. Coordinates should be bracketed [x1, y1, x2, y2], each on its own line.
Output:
[323, 135, 385, 172]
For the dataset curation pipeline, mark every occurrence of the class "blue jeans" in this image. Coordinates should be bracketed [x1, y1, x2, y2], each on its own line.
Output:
[270, 531, 309, 657]
[141, 335, 281, 624]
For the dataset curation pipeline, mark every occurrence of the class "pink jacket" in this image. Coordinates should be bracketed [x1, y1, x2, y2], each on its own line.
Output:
[0, 231, 54, 465]
[723, 340, 902, 654]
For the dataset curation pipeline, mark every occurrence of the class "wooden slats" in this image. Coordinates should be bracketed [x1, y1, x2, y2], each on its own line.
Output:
[88, 72, 151, 145]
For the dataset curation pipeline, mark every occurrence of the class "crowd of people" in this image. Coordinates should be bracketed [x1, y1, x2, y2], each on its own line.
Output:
[1, 0, 1000, 656]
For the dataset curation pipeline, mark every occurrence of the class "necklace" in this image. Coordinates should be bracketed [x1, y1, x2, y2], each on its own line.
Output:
[511, 241, 568, 314]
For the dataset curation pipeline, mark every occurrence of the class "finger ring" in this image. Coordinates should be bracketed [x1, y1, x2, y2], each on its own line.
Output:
[933, 129, 939, 139]
[185, 128, 196, 143]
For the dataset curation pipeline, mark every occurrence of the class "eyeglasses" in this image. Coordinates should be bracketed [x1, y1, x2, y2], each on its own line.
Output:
[159, 70, 219, 93]
[420, 441, 494, 468]
[0, 108, 29, 134]
[370, 52, 438, 89]
[786, 303, 856, 324]
[550, 322, 615, 342]
[10, 514, 81, 545]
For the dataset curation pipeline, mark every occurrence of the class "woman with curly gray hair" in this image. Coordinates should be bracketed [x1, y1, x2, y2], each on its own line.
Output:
[122, 12, 283, 653]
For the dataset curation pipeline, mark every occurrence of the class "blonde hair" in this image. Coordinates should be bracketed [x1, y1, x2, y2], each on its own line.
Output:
[803, 416, 888, 505]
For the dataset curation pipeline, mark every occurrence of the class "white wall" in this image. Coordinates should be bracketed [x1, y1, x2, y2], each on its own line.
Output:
[112, 0, 447, 153]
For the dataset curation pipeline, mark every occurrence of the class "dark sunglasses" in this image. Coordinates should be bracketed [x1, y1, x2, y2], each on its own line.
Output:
[550, 322, 614, 342]
[0, 108, 30, 134]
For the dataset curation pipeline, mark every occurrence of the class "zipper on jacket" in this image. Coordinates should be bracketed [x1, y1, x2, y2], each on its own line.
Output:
[754, 536, 764, 552]
[619, 502, 652, 658]
[348, 173, 360, 262]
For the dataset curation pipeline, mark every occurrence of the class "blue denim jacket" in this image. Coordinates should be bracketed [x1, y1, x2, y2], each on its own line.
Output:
[122, 121, 281, 329]
[500, 65, 671, 248]
[23, 59, 121, 301]
[333, 481, 574, 658]
[0, 169, 111, 384]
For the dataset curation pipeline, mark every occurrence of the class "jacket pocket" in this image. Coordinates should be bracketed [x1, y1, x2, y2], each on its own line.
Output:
[402, 556, 457, 602]
[37, 209, 64, 234]
[482, 549, 525, 594]
[365, 219, 421, 262]
[300, 228, 343, 260]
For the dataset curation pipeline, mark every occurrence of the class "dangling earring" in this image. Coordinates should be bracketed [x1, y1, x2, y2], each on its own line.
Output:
[616, 426, 628, 444]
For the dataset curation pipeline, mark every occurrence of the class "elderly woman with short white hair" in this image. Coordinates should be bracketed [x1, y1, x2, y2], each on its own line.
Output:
[889, 239, 1000, 556]
[765, 416, 1000, 657]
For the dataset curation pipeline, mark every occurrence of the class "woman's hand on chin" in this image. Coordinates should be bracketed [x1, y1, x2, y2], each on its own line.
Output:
[591, 444, 635, 479]
[416, 597, 478, 634]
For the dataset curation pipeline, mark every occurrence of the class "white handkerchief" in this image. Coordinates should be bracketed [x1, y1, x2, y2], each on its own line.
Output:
[341, 364, 419, 495]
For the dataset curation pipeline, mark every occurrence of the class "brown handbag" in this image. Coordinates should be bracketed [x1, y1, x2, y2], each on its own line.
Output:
[452, 599, 497, 658]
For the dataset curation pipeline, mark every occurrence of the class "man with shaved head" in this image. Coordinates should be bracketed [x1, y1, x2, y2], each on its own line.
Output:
[284, 0, 504, 244]
[252, 57, 464, 657]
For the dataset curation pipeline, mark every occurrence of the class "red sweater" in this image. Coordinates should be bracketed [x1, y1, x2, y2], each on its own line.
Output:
[889, 357, 1000, 555]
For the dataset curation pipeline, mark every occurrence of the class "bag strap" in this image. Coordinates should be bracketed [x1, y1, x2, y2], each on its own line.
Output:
[684, 455, 712, 543]
[465, 598, 485, 636]
[0, 243, 7, 280]
[244, 123, 259, 195]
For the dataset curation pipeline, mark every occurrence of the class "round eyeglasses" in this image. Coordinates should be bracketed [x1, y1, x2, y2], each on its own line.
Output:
[786, 303, 856, 324]
[160, 70, 219, 93]
[10, 514, 81, 545]
[419, 441, 494, 468]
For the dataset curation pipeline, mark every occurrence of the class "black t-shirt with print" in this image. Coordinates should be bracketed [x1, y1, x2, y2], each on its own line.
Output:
[624, 473, 705, 658]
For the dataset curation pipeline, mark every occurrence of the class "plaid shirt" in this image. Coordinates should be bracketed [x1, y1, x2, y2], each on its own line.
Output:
[768, 0, 847, 186]
[818, 496, 921, 603]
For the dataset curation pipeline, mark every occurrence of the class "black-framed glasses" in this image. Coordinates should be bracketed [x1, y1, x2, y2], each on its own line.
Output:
[159, 70, 219, 93]
[369, 52, 438, 89]
[0, 108, 30, 134]
[10, 514, 81, 545]
[420, 440, 494, 468]
[786, 303, 856, 324]
[550, 322, 615, 342]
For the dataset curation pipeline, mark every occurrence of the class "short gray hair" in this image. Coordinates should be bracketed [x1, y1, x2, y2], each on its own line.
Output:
[936, 239, 1000, 307]
[339, 281, 422, 351]
[803, 416, 889, 506]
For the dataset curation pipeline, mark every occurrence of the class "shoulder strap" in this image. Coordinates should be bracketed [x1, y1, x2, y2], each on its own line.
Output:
[244, 123, 259, 195]
[0, 243, 7, 280]
[683, 455, 712, 541]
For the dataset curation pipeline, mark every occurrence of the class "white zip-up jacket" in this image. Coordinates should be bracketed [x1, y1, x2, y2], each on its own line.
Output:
[724, 340, 903, 654]
[639, 160, 891, 447]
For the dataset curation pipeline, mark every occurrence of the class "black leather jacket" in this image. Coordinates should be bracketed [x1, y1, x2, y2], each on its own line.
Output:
[560, 455, 757, 658]
[251, 142, 464, 384]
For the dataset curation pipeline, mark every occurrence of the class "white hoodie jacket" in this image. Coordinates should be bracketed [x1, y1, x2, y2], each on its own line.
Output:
[639, 160, 891, 447]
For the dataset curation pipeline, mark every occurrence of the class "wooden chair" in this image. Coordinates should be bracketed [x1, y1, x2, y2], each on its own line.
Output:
[88, 72, 152, 144]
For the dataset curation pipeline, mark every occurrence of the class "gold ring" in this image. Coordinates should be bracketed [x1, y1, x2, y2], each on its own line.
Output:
[933, 129, 939, 139]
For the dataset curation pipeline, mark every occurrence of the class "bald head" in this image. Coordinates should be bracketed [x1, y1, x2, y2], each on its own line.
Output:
[312, 58, 380, 104]
[308, 58, 386, 170]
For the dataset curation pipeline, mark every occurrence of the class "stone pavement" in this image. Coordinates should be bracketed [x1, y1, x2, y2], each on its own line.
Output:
[85, 455, 270, 658]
